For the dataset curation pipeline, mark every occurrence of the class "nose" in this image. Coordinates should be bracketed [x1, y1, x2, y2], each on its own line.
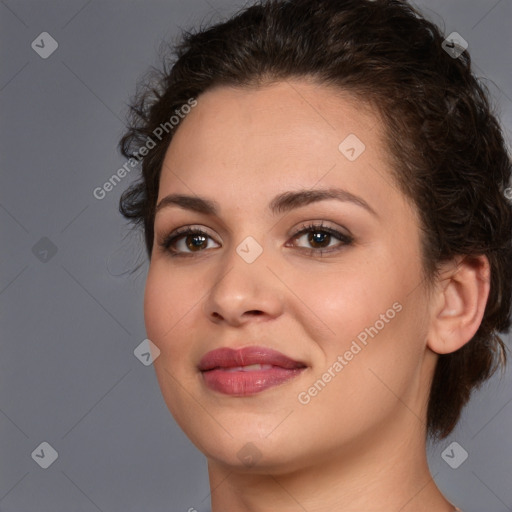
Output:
[202, 244, 285, 326]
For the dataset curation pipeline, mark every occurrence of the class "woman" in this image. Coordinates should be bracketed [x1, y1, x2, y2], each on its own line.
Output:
[118, 0, 512, 510]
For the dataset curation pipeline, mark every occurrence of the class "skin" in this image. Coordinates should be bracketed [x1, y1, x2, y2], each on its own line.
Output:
[144, 79, 490, 512]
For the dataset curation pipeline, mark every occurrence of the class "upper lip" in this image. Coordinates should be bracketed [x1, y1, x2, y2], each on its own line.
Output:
[198, 346, 307, 371]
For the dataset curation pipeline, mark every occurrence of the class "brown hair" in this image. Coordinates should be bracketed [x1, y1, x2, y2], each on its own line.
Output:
[118, 0, 512, 439]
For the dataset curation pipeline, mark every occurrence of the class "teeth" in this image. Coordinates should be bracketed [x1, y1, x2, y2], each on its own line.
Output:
[224, 364, 274, 372]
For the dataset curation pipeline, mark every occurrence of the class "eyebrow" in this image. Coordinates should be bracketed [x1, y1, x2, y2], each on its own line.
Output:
[155, 187, 378, 217]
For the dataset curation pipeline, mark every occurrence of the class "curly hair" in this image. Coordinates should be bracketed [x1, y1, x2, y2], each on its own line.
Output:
[118, 0, 512, 439]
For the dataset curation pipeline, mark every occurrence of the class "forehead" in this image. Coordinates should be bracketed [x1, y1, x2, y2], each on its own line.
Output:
[156, 80, 413, 224]
[161, 81, 383, 178]
[173, 80, 379, 147]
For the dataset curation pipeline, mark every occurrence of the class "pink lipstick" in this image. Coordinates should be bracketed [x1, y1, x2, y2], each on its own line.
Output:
[198, 346, 307, 395]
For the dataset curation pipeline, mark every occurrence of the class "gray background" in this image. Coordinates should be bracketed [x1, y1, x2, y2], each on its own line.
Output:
[1, 0, 511, 511]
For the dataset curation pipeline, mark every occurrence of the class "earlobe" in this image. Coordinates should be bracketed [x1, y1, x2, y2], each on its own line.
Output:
[427, 255, 490, 355]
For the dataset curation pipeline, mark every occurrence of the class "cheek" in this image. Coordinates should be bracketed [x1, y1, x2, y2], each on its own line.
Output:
[301, 247, 427, 372]
[294, 297, 428, 443]
[143, 263, 202, 427]
[298, 257, 401, 344]
[143, 262, 196, 355]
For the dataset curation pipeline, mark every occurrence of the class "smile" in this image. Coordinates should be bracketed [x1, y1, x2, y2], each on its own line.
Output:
[198, 346, 307, 395]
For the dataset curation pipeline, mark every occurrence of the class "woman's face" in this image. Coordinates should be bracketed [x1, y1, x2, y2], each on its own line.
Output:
[145, 80, 436, 472]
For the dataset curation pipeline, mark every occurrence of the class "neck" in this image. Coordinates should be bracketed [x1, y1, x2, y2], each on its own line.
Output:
[207, 421, 455, 512]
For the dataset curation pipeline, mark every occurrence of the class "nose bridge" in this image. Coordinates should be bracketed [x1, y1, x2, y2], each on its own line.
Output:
[202, 237, 284, 324]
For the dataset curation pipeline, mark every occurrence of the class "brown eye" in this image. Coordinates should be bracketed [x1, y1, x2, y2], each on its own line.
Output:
[184, 233, 208, 251]
[307, 231, 332, 248]
[160, 227, 220, 256]
[289, 222, 354, 255]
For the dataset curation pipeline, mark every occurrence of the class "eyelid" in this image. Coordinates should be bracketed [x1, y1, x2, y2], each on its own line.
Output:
[158, 220, 354, 257]
[157, 221, 348, 244]
[157, 224, 221, 250]
[288, 219, 352, 238]
[286, 221, 354, 252]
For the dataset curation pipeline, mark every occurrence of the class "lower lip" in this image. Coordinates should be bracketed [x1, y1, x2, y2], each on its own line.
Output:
[201, 367, 305, 395]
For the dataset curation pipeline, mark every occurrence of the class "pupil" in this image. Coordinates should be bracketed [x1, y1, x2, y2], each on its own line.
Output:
[186, 234, 207, 251]
[308, 231, 330, 248]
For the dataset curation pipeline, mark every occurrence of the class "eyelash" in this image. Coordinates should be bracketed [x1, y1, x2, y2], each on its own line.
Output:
[159, 222, 354, 258]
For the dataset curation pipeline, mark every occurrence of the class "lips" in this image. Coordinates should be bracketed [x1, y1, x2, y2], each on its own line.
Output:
[198, 346, 307, 395]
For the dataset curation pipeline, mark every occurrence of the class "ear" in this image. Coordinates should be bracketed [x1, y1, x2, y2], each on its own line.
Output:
[427, 255, 490, 355]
